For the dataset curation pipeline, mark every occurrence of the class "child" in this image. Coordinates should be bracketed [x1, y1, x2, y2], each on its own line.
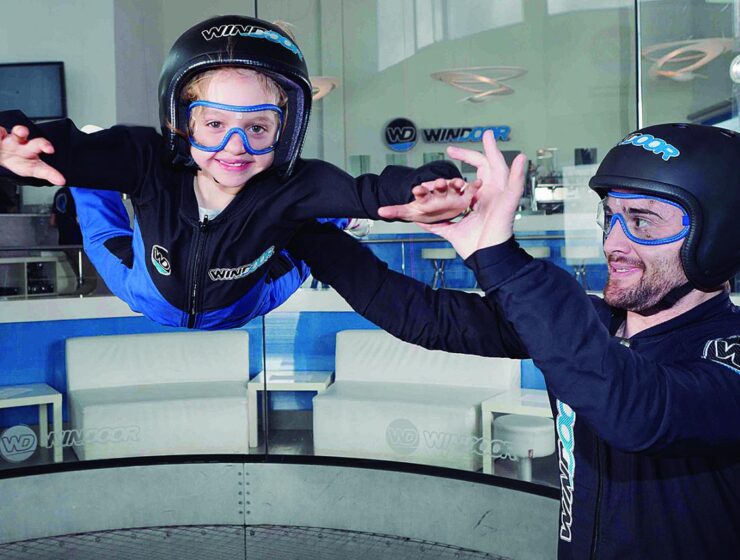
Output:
[0, 15, 474, 329]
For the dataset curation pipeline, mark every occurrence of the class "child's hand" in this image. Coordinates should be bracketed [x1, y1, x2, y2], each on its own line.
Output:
[0, 125, 66, 185]
[377, 177, 481, 223]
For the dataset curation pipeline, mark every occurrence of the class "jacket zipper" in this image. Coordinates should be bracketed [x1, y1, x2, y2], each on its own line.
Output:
[187, 215, 209, 328]
[590, 437, 603, 559]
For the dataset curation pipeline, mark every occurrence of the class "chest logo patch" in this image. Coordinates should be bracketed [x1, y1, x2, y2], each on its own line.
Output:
[208, 246, 275, 281]
[702, 335, 740, 374]
[151, 245, 171, 276]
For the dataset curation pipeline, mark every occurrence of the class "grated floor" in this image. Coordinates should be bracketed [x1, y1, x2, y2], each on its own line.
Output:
[0, 525, 509, 560]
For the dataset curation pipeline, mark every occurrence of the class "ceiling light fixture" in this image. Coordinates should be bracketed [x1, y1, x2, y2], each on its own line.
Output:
[642, 38, 734, 82]
[431, 66, 527, 103]
[310, 76, 340, 101]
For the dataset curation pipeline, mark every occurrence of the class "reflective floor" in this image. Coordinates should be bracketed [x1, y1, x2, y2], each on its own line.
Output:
[0, 525, 507, 560]
[0, 420, 561, 488]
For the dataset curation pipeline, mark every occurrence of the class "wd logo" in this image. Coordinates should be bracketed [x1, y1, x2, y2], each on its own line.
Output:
[385, 419, 419, 454]
[620, 133, 680, 161]
[384, 118, 418, 153]
[0, 425, 38, 463]
[151, 245, 171, 276]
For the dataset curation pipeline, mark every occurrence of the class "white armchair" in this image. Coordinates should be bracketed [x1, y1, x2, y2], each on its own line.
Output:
[313, 329, 520, 472]
[65, 330, 251, 460]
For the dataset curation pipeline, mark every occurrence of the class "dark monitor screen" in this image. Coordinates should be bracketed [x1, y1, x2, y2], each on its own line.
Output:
[0, 62, 67, 120]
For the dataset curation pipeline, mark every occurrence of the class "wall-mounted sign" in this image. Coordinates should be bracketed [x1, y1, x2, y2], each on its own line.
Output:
[422, 126, 510, 143]
[384, 118, 418, 152]
[384, 118, 511, 152]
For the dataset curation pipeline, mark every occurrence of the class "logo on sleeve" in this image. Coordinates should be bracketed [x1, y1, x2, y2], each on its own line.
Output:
[556, 400, 577, 542]
[151, 245, 171, 276]
[702, 335, 740, 374]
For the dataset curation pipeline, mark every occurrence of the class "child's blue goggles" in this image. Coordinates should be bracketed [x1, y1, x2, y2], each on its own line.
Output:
[596, 191, 691, 246]
[187, 101, 283, 156]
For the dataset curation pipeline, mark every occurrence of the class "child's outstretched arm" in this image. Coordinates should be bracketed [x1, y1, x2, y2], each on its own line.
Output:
[377, 177, 481, 223]
[0, 125, 66, 185]
[0, 110, 159, 197]
[287, 159, 471, 223]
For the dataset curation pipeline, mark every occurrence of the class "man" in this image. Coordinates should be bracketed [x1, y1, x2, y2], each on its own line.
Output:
[288, 125, 740, 559]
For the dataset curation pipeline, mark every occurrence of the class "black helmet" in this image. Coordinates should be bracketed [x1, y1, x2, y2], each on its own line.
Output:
[589, 123, 740, 291]
[158, 15, 311, 176]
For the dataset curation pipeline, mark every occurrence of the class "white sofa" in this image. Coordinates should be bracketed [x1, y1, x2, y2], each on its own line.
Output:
[313, 330, 520, 471]
[65, 331, 251, 460]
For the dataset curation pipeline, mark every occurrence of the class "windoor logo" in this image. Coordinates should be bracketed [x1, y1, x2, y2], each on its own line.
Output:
[200, 24, 303, 60]
[384, 118, 418, 152]
[619, 133, 680, 161]
[209, 246, 275, 282]
[0, 425, 38, 463]
[557, 400, 577, 542]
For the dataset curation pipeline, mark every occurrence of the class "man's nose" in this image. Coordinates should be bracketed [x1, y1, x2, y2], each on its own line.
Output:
[603, 216, 632, 253]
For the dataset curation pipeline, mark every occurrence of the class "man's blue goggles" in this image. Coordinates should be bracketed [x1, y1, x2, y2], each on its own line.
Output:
[597, 191, 690, 246]
[187, 101, 284, 156]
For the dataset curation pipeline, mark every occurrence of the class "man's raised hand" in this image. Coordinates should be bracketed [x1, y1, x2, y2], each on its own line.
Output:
[417, 130, 527, 259]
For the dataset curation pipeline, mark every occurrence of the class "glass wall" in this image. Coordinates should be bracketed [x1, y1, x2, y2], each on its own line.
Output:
[0, 1, 738, 499]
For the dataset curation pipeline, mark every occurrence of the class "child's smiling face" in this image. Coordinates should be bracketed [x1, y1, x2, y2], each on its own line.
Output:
[190, 69, 279, 192]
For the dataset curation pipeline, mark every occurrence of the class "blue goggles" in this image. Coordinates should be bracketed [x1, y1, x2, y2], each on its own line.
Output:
[187, 100, 284, 156]
[597, 191, 690, 246]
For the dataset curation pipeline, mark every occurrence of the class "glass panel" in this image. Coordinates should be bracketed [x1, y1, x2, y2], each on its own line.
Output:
[640, 0, 739, 294]
[640, 0, 739, 130]
[2, 1, 735, 494]
[252, 0, 646, 489]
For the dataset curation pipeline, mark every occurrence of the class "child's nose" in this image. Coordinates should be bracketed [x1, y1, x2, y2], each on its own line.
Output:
[222, 131, 246, 154]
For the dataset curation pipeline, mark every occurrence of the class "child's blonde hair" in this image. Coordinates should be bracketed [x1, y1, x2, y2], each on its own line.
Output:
[171, 20, 296, 141]
[180, 67, 288, 137]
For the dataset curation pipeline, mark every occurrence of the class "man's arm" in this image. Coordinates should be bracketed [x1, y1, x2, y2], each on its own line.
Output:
[433, 130, 740, 455]
[287, 220, 528, 359]
[0, 110, 161, 197]
[469, 240, 740, 455]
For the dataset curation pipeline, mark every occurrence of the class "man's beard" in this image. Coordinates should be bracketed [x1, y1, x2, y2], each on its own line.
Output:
[603, 253, 687, 313]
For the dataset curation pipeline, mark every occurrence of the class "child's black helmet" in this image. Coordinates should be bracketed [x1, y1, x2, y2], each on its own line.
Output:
[159, 15, 311, 176]
[590, 123, 740, 291]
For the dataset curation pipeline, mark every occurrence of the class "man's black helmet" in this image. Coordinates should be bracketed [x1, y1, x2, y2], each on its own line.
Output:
[589, 123, 740, 291]
[158, 15, 311, 176]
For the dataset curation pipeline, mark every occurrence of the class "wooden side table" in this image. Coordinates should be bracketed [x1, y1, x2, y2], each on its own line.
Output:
[247, 371, 333, 448]
[0, 383, 63, 463]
